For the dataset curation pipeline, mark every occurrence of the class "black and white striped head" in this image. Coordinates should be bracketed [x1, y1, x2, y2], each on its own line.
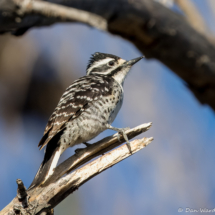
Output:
[86, 52, 143, 85]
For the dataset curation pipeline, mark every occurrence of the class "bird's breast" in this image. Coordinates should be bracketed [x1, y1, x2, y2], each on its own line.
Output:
[58, 77, 124, 150]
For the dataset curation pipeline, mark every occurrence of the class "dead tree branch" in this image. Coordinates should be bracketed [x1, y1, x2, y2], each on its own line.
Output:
[0, 0, 215, 111]
[44, 122, 152, 186]
[16, 179, 28, 208]
[0, 123, 153, 215]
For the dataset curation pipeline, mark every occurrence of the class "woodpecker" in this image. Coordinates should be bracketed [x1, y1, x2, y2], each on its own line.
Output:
[29, 52, 143, 190]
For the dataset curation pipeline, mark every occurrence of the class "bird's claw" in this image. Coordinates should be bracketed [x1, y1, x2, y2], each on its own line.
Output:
[117, 127, 130, 141]
[117, 133, 121, 142]
[116, 127, 132, 154]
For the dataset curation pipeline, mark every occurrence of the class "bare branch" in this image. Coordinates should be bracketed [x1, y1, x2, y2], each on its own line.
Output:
[0, 123, 153, 215]
[32, 137, 153, 212]
[14, 0, 107, 30]
[16, 179, 28, 208]
[43, 122, 152, 186]
[16, 179, 27, 201]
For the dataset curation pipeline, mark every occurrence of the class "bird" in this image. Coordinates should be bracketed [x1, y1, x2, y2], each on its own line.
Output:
[28, 52, 143, 190]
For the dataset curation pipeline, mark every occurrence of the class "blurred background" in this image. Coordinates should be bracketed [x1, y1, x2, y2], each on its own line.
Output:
[1, 0, 215, 214]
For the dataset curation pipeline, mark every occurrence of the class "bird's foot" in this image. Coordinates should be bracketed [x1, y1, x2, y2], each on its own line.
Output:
[116, 128, 132, 154]
[83, 142, 92, 147]
[107, 124, 132, 154]
[116, 127, 130, 142]
[75, 142, 92, 154]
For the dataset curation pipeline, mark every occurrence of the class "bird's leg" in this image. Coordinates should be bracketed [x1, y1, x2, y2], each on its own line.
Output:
[75, 142, 92, 154]
[106, 124, 132, 154]
[83, 142, 92, 147]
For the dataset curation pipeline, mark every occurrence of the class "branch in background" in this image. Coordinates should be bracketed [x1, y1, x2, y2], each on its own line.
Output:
[0, 0, 215, 111]
[15, 0, 107, 30]
[174, 0, 215, 44]
[175, 0, 209, 36]
[0, 123, 153, 215]
[154, 0, 174, 8]
[207, 0, 215, 36]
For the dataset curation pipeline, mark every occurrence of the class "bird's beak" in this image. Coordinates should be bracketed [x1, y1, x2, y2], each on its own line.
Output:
[123, 56, 144, 67]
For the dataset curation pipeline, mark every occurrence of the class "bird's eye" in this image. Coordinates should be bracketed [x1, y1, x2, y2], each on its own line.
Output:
[108, 61, 115, 67]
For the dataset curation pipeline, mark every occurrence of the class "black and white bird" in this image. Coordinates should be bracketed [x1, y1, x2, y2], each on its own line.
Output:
[29, 52, 143, 190]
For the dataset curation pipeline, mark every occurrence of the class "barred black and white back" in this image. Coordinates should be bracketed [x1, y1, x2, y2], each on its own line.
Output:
[28, 52, 143, 190]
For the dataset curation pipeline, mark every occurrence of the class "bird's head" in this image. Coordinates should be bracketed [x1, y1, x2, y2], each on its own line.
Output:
[86, 52, 143, 85]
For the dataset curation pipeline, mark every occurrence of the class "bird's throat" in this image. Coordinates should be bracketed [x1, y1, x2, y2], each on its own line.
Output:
[112, 66, 131, 86]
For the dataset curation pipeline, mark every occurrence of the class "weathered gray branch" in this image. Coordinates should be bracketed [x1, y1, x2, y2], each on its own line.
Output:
[0, 0, 215, 110]
[0, 123, 153, 215]
[16, 179, 28, 208]
[16, 179, 27, 201]
[44, 122, 152, 186]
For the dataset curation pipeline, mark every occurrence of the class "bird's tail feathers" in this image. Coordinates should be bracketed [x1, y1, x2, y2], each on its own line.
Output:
[28, 141, 61, 190]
